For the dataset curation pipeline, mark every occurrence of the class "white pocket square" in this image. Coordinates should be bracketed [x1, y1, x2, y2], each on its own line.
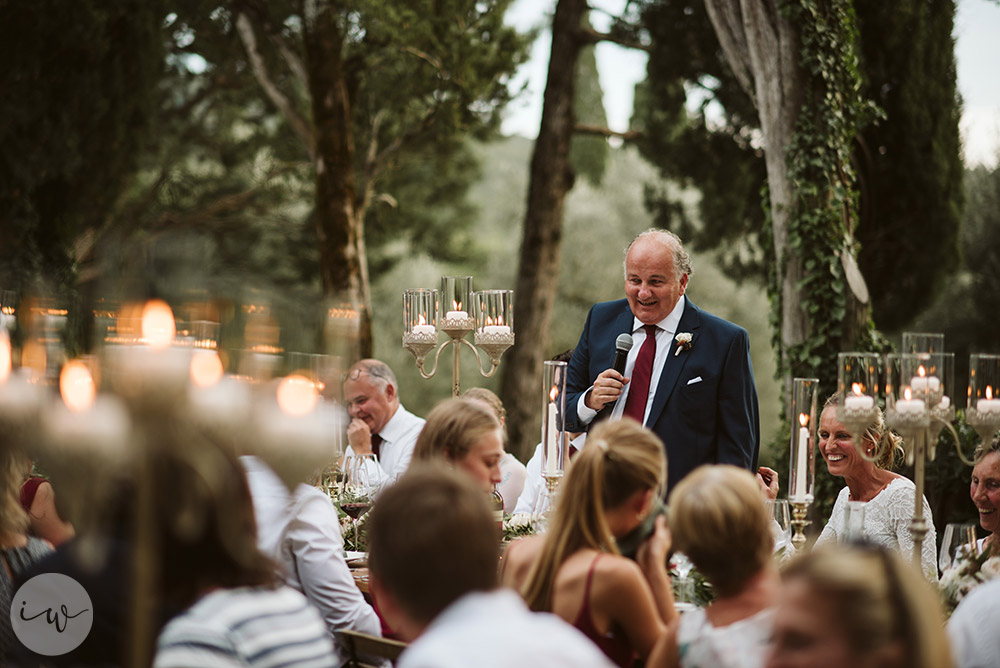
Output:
[686, 376, 703, 386]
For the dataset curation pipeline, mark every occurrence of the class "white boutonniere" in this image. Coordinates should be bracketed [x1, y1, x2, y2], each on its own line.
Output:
[674, 332, 693, 356]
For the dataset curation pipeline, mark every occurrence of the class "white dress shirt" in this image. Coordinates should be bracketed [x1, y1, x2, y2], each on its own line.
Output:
[345, 404, 424, 491]
[947, 578, 1000, 668]
[241, 456, 382, 665]
[577, 295, 687, 427]
[498, 453, 527, 514]
[397, 589, 614, 668]
[514, 433, 587, 515]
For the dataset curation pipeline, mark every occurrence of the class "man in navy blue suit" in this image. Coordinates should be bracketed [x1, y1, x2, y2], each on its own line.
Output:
[566, 229, 760, 492]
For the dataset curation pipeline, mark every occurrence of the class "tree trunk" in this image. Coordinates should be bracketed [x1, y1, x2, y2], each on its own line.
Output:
[705, 0, 805, 377]
[500, 0, 586, 461]
[301, 0, 373, 358]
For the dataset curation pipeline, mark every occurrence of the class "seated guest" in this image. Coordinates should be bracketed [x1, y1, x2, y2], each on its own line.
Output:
[814, 394, 937, 578]
[1, 449, 52, 666]
[464, 387, 527, 513]
[502, 420, 677, 666]
[650, 465, 780, 668]
[241, 455, 382, 663]
[514, 430, 586, 515]
[766, 544, 951, 668]
[342, 359, 424, 489]
[970, 436, 999, 556]
[154, 444, 337, 668]
[946, 577, 1000, 668]
[20, 461, 75, 546]
[367, 465, 613, 667]
[412, 398, 504, 493]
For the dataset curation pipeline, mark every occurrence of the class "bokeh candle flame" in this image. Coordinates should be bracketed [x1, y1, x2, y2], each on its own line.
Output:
[851, 382, 863, 396]
[0, 332, 10, 383]
[60, 360, 96, 413]
[141, 300, 176, 350]
[190, 351, 224, 388]
[277, 374, 318, 416]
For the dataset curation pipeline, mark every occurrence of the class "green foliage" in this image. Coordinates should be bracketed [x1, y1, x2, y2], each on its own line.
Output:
[569, 25, 609, 186]
[852, 0, 963, 332]
[0, 0, 164, 295]
[912, 162, 1000, 387]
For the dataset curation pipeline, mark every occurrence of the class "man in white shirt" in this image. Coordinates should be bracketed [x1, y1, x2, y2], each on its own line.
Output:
[242, 455, 382, 664]
[342, 358, 424, 490]
[366, 465, 614, 668]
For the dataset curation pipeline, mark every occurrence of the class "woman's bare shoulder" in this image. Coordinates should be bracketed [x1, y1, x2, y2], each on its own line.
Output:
[501, 535, 545, 588]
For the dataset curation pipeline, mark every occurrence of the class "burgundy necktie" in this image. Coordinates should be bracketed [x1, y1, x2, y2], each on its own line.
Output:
[371, 434, 384, 459]
[623, 325, 657, 424]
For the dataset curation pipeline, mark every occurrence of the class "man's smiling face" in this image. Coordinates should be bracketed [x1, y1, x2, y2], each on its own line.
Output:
[624, 236, 688, 325]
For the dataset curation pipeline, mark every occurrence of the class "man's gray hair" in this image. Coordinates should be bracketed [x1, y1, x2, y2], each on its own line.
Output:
[623, 228, 694, 281]
[346, 359, 398, 392]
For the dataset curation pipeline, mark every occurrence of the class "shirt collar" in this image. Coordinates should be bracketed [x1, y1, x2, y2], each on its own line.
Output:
[377, 404, 407, 442]
[632, 295, 685, 336]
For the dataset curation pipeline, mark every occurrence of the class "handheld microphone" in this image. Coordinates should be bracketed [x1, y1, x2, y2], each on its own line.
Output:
[612, 333, 633, 375]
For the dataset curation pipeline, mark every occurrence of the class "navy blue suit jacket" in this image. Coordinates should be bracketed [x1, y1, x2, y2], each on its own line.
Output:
[566, 298, 760, 493]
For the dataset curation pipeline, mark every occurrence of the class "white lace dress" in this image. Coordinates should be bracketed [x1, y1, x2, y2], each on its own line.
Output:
[816, 477, 937, 579]
[676, 606, 775, 668]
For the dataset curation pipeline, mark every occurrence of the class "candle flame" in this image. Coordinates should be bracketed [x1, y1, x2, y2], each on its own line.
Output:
[988, 387, 994, 401]
[190, 350, 224, 387]
[277, 374, 318, 416]
[549, 385, 559, 402]
[918, 365, 926, 378]
[799, 413, 809, 428]
[141, 300, 175, 350]
[453, 300, 461, 312]
[417, 314, 427, 326]
[0, 332, 10, 383]
[60, 360, 96, 413]
[851, 382, 863, 396]
[904, 387, 912, 401]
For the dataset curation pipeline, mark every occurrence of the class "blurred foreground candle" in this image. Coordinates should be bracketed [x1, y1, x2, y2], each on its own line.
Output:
[977, 387, 1000, 414]
[48, 361, 130, 454]
[253, 374, 336, 489]
[108, 300, 191, 404]
[541, 360, 568, 478]
[895, 388, 925, 415]
[844, 383, 875, 411]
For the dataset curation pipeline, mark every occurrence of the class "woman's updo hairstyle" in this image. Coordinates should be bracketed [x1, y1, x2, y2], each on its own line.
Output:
[823, 393, 904, 470]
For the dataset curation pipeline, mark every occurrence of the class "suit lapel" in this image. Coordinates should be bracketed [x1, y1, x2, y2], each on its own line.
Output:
[646, 300, 702, 428]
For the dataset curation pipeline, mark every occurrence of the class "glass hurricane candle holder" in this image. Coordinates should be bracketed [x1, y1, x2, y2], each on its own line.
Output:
[541, 361, 568, 490]
[402, 289, 439, 368]
[439, 276, 474, 334]
[836, 353, 881, 461]
[473, 290, 514, 365]
[901, 332, 946, 355]
[967, 353, 1000, 451]
[788, 377, 819, 551]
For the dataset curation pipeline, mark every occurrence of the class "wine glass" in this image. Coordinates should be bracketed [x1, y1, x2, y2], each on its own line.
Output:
[843, 500, 867, 543]
[341, 454, 376, 548]
[939, 522, 978, 573]
[766, 499, 792, 558]
[670, 551, 695, 603]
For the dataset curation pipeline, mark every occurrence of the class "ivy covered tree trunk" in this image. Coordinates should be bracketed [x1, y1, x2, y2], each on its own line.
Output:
[704, 0, 874, 386]
[302, 0, 373, 357]
[500, 0, 587, 459]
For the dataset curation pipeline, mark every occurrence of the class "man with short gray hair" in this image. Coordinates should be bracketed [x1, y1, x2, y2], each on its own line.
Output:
[342, 358, 424, 489]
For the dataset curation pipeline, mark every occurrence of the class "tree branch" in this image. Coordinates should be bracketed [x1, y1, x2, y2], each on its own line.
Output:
[574, 123, 644, 142]
[703, 0, 756, 102]
[235, 11, 314, 159]
[577, 25, 651, 51]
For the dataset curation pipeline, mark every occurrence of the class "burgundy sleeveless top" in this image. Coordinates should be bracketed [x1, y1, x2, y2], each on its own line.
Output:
[572, 554, 637, 668]
[19, 477, 46, 513]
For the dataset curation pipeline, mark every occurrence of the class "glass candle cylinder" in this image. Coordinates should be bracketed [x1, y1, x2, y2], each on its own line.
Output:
[439, 276, 473, 324]
[541, 360, 568, 478]
[473, 290, 513, 335]
[901, 332, 946, 355]
[887, 352, 954, 411]
[837, 352, 879, 412]
[969, 354, 1000, 415]
[844, 500, 867, 543]
[403, 288, 438, 338]
[788, 377, 819, 503]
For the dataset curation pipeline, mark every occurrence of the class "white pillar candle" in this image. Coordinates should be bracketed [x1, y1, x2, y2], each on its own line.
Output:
[976, 397, 1000, 414]
[844, 394, 874, 411]
[411, 324, 436, 335]
[909, 375, 940, 393]
[482, 325, 511, 336]
[791, 417, 809, 502]
[544, 402, 558, 475]
[445, 310, 469, 320]
[895, 397, 926, 414]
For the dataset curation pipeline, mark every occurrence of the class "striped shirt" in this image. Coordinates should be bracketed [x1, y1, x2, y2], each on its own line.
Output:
[154, 586, 337, 668]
